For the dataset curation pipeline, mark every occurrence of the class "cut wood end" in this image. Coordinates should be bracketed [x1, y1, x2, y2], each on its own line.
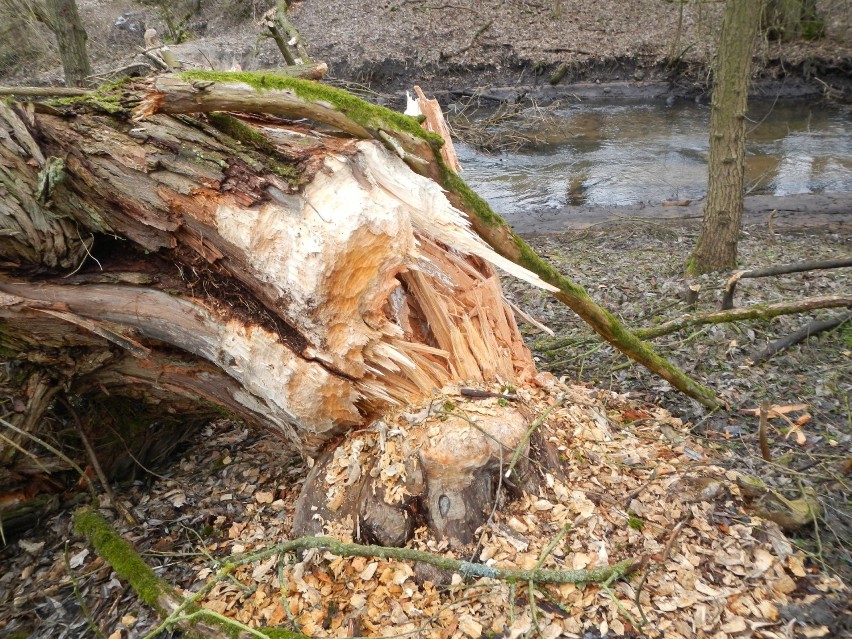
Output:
[132, 93, 164, 121]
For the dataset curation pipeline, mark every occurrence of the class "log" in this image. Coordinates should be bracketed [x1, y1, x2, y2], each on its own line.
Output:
[722, 257, 852, 309]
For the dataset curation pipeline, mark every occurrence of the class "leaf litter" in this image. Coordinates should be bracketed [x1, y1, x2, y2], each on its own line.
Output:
[1, 223, 849, 638]
[2, 378, 847, 638]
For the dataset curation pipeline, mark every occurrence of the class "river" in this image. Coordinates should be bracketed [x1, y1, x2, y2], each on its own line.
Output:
[453, 99, 852, 232]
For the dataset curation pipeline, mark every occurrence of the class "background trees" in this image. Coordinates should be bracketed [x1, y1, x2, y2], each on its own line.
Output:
[1, 0, 92, 86]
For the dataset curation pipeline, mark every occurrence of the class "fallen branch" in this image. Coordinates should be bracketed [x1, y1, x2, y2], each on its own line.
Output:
[635, 295, 852, 340]
[0, 85, 91, 97]
[234, 537, 638, 586]
[263, 7, 297, 65]
[76, 507, 636, 638]
[752, 311, 852, 364]
[722, 258, 852, 309]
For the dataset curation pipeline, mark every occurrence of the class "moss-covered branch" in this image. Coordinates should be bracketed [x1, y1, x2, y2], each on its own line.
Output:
[75, 507, 634, 638]
[228, 535, 637, 586]
[74, 507, 178, 615]
[74, 507, 308, 639]
[635, 295, 852, 340]
[437, 164, 720, 409]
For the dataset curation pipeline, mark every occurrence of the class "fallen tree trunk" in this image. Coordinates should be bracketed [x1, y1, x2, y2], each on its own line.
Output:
[0, 73, 713, 544]
[138, 72, 719, 409]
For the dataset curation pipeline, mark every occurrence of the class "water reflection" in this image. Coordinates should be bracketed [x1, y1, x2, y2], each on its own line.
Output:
[454, 100, 852, 218]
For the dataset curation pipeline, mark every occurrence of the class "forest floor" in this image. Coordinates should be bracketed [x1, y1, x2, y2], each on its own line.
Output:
[1, 221, 849, 639]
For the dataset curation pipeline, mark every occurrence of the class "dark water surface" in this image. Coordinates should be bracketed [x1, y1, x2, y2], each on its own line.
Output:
[454, 99, 852, 224]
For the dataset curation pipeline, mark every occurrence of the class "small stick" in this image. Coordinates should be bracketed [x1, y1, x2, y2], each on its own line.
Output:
[59, 397, 137, 525]
[0, 417, 96, 501]
[758, 400, 772, 462]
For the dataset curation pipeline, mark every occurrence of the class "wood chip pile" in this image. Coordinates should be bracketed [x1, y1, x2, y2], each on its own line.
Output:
[177, 380, 845, 639]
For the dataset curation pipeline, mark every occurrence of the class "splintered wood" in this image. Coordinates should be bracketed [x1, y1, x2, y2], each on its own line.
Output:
[414, 85, 462, 173]
[178, 381, 845, 639]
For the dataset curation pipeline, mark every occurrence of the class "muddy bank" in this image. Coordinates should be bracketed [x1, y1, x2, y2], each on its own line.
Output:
[421, 75, 841, 108]
[510, 192, 852, 236]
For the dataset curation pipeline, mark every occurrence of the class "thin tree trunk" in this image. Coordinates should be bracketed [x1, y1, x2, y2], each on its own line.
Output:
[45, 0, 92, 87]
[687, 0, 761, 275]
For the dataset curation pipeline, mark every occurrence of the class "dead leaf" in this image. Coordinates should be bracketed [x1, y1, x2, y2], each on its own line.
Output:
[18, 539, 45, 554]
[69, 548, 89, 568]
[359, 562, 378, 581]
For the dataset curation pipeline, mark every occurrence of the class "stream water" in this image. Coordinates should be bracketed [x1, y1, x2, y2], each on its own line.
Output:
[454, 99, 852, 225]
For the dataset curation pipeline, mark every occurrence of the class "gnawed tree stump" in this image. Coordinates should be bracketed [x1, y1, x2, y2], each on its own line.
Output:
[0, 73, 711, 545]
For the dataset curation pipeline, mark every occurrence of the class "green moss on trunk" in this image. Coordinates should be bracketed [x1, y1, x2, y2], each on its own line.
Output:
[74, 507, 173, 613]
[180, 71, 443, 148]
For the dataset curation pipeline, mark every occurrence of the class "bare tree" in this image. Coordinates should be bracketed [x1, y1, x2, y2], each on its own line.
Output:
[687, 0, 761, 275]
[4, 0, 92, 86]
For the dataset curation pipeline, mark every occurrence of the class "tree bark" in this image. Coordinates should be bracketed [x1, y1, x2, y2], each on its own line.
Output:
[45, 0, 93, 87]
[687, 0, 761, 275]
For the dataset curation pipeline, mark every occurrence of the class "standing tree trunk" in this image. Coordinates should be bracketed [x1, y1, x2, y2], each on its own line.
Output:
[687, 0, 761, 275]
[44, 0, 92, 87]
